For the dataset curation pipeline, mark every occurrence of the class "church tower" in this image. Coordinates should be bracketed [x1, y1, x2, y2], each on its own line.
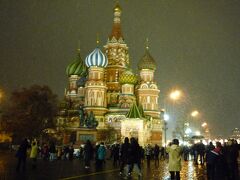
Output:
[65, 48, 88, 105]
[119, 69, 138, 108]
[137, 42, 160, 118]
[104, 3, 130, 108]
[137, 41, 162, 144]
[84, 44, 108, 128]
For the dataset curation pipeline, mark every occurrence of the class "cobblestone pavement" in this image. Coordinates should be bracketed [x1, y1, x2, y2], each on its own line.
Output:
[0, 151, 208, 180]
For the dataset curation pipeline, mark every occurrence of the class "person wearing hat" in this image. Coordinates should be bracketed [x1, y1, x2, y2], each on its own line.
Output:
[166, 139, 182, 180]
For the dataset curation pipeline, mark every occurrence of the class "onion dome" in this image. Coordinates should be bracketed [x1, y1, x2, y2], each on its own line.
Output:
[119, 68, 138, 85]
[85, 47, 108, 67]
[138, 40, 157, 70]
[66, 49, 88, 77]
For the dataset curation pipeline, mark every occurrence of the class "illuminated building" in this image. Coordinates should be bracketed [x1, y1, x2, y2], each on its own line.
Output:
[58, 3, 163, 146]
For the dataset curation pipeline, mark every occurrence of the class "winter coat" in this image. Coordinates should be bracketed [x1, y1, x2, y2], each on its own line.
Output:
[30, 144, 38, 158]
[128, 142, 141, 164]
[154, 145, 160, 156]
[197, 143, 205, 154]
[120, 142, 130, 160]
[49, 144, 56, 153]
[97, 145, 106, 160]
[16, 139, 29, 159]
[112, 144, 120, 159]
[166, 144, 182, 171]
[84, 142, 93, 161]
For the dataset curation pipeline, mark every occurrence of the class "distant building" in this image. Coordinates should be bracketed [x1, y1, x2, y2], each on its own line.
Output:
[57, 3, 163, 146]
[231, 128, 240, 140]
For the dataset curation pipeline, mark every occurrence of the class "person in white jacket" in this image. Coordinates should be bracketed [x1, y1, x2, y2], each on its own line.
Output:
[166, 139, 182, 180]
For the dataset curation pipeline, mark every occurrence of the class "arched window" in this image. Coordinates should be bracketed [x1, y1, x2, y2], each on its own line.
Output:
[150, 84, 157, 89]
[141, 84, 148, 89]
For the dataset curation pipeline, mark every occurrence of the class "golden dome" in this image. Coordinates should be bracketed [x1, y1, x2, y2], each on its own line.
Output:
[114, 3, 122, 12]
[119, 69, 138, 85]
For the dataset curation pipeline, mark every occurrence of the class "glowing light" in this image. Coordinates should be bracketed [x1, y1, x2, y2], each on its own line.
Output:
[185, 128, 192, 134]
[202, 140, 207, 145]
[169, 90, 181, 100]
[201, 122, 207, 127]
[195, 131, 201, 136]
[164, 114, 169, 121]
[191, 110, 199, 117]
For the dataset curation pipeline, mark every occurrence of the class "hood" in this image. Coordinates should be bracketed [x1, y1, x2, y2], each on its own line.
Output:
[171, 144, 178, 150]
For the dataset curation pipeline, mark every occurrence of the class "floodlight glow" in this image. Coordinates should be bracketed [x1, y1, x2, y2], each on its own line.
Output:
[164, 114, 169, 121]
[191, 110, 199, 117]
[169, 90, 181, 100]
[195, 131, 201, 136]
[185, 128, 192, 134]
[201, 122, 207, 127]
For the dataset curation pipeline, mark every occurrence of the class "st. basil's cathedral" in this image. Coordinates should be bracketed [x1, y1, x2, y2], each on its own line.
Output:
[57, 3, 163, 146]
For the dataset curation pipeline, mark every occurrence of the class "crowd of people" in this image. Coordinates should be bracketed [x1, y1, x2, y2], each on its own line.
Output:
[15, 137, 239, 179]
[167, 139, 239, 180]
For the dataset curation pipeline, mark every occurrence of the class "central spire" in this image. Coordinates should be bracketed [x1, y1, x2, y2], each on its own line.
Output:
[109, 2, 123, 41]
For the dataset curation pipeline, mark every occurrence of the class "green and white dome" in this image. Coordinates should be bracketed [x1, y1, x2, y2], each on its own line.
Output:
[66, 50, 88, 77]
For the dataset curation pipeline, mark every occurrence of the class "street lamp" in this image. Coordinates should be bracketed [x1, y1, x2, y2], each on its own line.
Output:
[161, 109, 169, 148]
[162, 89, 183, 144]
[183, 110, 199, 143]
[169, 90, 182, 101]
[201, 122, 207, 127]
[164, 114, 169, 121]
[191, 110, 199, 117]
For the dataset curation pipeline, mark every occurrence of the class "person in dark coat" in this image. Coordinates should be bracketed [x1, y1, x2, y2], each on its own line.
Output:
[127, 137, 142, 178]
[224, 139, 239, 180]
[160, 146, 165, 160]
[206, 142, 215, 180]
[84, 140, 93, 169]
[192, 143, 198, 165]
[68, 145, 74, 161]
[42, 143, 49, 160]
[63, 145, 69, 160]
[154, 144, 160, 167]
[232, 140, 239, 179]
[119, 137, 130, 175]
[16, 138, 30, 172]
[197, 140, 205, 165]
[95, 142, 100, 165]
[49, 142, 56, 161]
[112, 143, 120, 166]
[214, 142, 227, 180]
[207, 141, 227, 180]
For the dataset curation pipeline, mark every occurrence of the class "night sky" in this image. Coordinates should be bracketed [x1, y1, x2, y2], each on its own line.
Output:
[1, 0, 240, 138]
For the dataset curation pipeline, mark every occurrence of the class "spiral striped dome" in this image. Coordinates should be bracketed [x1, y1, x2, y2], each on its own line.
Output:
[66, 50, 88, 77]
[119, 69, 138, 85]
[85, 48, 108, 67]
